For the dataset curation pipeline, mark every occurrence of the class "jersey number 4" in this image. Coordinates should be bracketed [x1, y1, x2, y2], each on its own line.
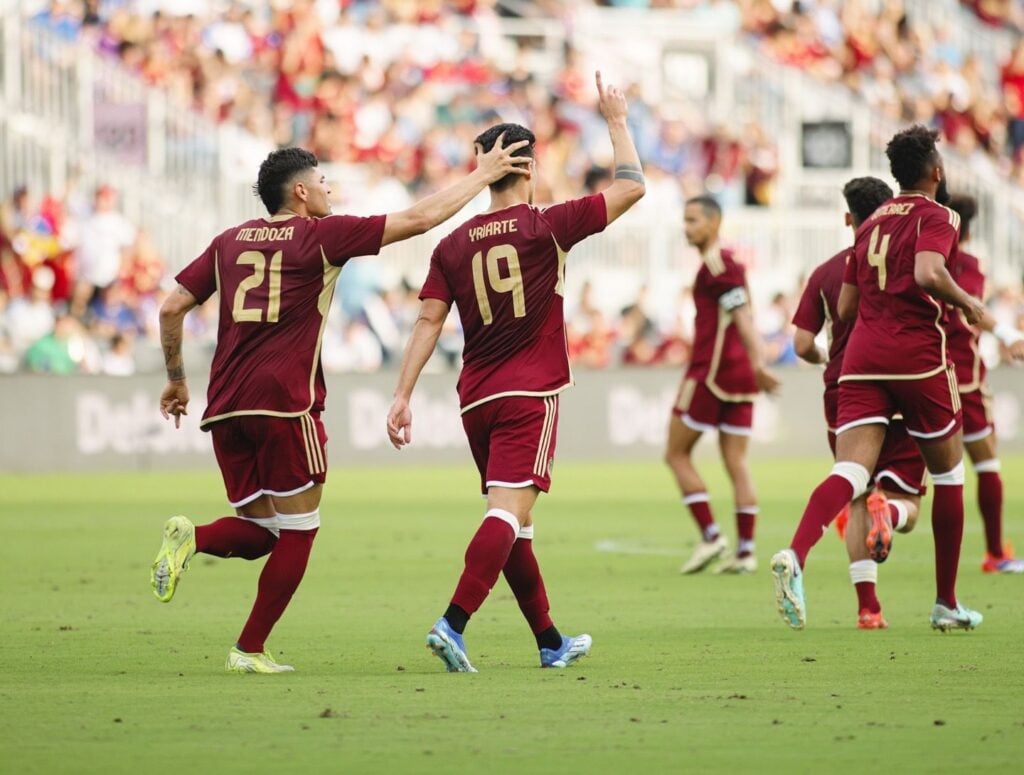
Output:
[867, 226, 891, 291]
[233, 249, 283, 323]
[472, 244, 526, 325]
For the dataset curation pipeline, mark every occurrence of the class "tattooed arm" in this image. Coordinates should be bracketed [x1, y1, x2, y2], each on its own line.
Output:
[159, 285, 198, 428]
[595, 70, 645, 225]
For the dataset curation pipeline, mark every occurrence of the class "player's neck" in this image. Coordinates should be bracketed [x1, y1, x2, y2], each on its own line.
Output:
[485, 192, 529, 214]
[271, 205, 307, 220]
[899, 188, 935, 200]
[699, 238, 720, 257]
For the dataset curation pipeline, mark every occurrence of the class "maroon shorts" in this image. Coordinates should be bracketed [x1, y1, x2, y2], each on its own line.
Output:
[960, 387, 994, 443]
[672, 378, 753, 435]
[209, 412, 327, 507]
[836, 366, 962, 442]
[462, 394, 559, 495]
[825, 389, 926, 497]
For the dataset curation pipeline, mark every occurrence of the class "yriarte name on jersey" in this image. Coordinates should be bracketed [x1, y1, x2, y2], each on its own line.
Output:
[468, 218, 517, 242]
[235, 226, 296, 243]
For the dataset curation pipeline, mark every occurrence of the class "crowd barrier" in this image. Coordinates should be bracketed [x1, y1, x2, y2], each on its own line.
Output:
[2, 368, 1022, 474]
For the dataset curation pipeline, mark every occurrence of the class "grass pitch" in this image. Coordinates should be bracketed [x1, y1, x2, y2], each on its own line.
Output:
[3, 457, 1024, 773]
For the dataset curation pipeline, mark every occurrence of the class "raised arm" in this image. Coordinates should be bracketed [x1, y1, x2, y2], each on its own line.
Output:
[158, 285, 199, 428]
[380, 138, 531, 247]
[595, 71, 646, 224]
[386, 298, 451, 449]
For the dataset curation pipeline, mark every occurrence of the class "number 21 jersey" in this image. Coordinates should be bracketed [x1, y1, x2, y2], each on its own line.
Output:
[420, 194, 607, 412]
[841, 193, 960, 382]
[175, 213, 386, 428]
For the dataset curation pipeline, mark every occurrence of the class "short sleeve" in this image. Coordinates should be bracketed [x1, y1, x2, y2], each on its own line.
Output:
[541, 194, 608, 251]
[843, 253, 858, 284]
[791, 270, 824, 333]
[419, 242, 453, 305]
[705, 259, 745, 297]
[175, 240, 218, 304]
[915, 207, 958, 261]
[315, 214, 387, 266]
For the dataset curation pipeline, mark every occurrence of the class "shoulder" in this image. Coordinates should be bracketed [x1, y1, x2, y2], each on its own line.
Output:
[920, 199, 960, 230]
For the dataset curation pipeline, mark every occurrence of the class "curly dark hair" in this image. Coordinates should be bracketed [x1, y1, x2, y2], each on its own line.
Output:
[254, 148, 318, 214]
[842, 176, 893, 227]
[947, 193, 978, 241]
[885, 125, 941, 190]
[474, 123, 535, 192]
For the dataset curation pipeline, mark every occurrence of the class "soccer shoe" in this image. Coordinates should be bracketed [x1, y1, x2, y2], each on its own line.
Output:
[150, 515, 196, 603]
[981, 544, 1024, 574]
[930, 602, 983, 632]
[834, 504, 849, 540]
[713, 552, 758, 574]
[225, 646, 295, 674]
[680, 535, 728, 574]
[866, 491, 893, 563]
[857, 609, 889, 630]
[770, 549, 806, 629]
[426, 617, 477, 673]
[540, 634, 593, 668]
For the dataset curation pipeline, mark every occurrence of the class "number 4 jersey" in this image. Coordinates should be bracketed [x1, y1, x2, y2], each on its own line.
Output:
[420, 194, 607, 413]
[841, 193, 961, 382]
[175, 213, 386, 428]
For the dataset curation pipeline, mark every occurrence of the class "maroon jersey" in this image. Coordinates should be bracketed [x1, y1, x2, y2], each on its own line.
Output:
[420, 194, 607, 412]
[946, 249, 986, 392]
[841, 194, 960, 382]
[791, 247, 853, 393]
[685, 246, 756, 400]
[176, 213, 386, 427]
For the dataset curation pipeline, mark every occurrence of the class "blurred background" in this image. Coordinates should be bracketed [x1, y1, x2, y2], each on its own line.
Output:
[1, 0, 1022, 469]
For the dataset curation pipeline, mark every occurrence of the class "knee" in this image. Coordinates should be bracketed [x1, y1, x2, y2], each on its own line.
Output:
[665, 447, 691, 467]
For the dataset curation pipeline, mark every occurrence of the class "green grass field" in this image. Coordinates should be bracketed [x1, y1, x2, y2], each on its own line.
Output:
[3, 457, 1024, 773]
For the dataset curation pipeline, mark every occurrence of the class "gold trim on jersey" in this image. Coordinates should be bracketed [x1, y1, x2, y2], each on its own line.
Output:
[200, 246, 341, 428]
[820, 290, 833, 354]
[301, 413, 325, 475]
[838, 295, 948, 382]
[954, 307, 983, 393]
[675, 378, 697, 413]
[702, 243, 725, 276]
[533, 396, 558, 477]
[705, 305, 757, 402]
[459, 383, 573, 415]
[946, 365, 962, 414]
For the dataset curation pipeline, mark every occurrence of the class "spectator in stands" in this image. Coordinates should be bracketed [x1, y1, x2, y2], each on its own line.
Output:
[71, 185, 135, 318]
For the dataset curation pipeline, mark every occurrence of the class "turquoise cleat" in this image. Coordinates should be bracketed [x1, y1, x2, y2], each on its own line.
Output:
[540, 634, 592, 668]
[930, 602, 983, 632]
[426, 617, 477, 673]
[771, 549, 806, 629]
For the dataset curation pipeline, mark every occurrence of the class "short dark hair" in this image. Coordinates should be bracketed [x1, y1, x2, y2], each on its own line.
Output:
[885, 125, 941, 190]
[474, 123, 535, 192]
[842, 176, 893, 227]
[254, 148, 318, 214]
[685, 195, 722, 218]
[947, 193, 977, 241]
[584, 165, 611, 194]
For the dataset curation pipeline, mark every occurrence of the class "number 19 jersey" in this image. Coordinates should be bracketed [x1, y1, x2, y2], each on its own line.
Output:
[841, 193, 961, 382]
[175, 213, 386, 428]
[420, 194, 607, 412]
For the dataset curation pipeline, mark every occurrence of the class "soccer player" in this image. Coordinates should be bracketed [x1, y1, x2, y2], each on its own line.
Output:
[667, 196, 780, 575]
[771, 125, 987, 632]
[792, 176, 927, 629]
[386, 72, 645, 672]
[945, 194, 1024, 573]
[149, 141, 531, 673]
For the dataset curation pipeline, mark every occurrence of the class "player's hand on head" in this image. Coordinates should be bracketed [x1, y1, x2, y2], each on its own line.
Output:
[386, 398, 413, 450]
[474, 133, 531, 183]
[159, 381, 190, 429]
[595, 71, 628, 122]
[756, 367, 781, 395]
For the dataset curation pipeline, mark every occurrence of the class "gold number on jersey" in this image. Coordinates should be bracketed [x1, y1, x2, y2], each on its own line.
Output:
[867, 226, 891, 291]
[471, 244, 526, 325]
[232, 249, 283, 323]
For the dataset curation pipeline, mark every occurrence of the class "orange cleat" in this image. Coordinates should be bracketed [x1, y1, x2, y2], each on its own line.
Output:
[857, 609, 889, 629]
[866, 490, 893, 563]
[834, 504, 849, 540]
[981, 542, 1024, 574]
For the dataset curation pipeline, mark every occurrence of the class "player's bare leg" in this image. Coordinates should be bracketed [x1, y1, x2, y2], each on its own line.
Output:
[915, 433, 982, 630]
[666, 415, 727, 573]
[966, 435, 1023, 572]
[715, 430, 758, 573]
[771, 423, 884, 628]
[226, 486, 322, 673]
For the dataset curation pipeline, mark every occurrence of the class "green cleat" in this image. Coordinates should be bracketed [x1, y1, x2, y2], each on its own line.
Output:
[226, 646, 295, 674]
[771, 549, 806, 629]
[150, 515, 196, 603]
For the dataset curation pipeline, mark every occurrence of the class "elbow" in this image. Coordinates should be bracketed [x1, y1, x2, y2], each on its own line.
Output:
[626, 180, 646, 204]
[793, 336, 815, 361]
[407, 211, 432, 238]
[159, 298, 186, 325]
[837, 304, 854, 323]
[914, 266, 939, 292]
